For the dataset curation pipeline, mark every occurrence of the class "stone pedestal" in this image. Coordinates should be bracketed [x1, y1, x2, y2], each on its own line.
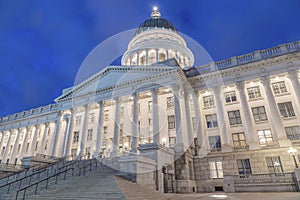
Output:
[138, 143, 175, 192]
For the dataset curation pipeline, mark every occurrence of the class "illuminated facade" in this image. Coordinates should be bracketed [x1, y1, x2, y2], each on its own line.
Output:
[0, 8, 300, 193]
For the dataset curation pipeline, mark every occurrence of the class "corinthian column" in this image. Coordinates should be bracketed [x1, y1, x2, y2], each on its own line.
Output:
[63, 110, 73, 157]
[288, 70, 300, 116]
[131, 93, 138, 153]
[151, 88, 160, 145]
[260, 76, 290, 147]
[95, 101, 104, 154]
[79, 105, 89, 157]
[172, 85, 183, 152]
[236, 82, 260, 150]
[112, 98, 120, 156]
[213, 86, 231, 152]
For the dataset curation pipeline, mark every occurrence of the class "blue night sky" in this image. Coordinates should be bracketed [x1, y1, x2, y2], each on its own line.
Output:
[0, 0, 299, 117]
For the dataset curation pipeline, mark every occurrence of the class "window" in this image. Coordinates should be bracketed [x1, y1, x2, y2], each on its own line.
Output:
[17, 144, 21, 154]
[237, 159, 252, 176]
[148, 101, 152, 113]
[266, 157, 283, 173]
[203, 95, 215, 107]
[285, 126, 300, 140]
[272, 81, 288, 95]
[45, 140, 48, 150]
[232, 133, 247, 149]
[47, 128, 51, 136]
[73, 131, 79, 143]
[38, 129, 41, 138]
[35, 142, 39, 151]
[87, 129, 93, 141]
[168, 115, 175, 130]
[119, 124, 123, 147]
[169, 137, 176, 147]
[149, 118, 153, 132]
[224, 91, 237, 103]
[278, 102, 295, 118]
[192, 117, 197, 130]
[28, 130, 32, 139]
[137, 103, 141, 113]
[75, 116, 82, 126]
[138, 121, 141, 133]
[208, 136, 221, 151]
[247, 86, 261, 99]
[71, 148, 77, 159]
[166, 97, 174, 108]
[88, 113, 95, 123]
[14, 158, 18, 165]
[26, 143, 30, 153]
[209, 161, 223, 179]
[103, 126, 108, 135]
[205, 114, 218, 128]
[252, 106, 267, 122]
[257, 129, 273, 147]
[104, 110, 109, 120]
[228, 110, 242, 125]
[120, 107, 124, 118]
[119, 124, 123, 136]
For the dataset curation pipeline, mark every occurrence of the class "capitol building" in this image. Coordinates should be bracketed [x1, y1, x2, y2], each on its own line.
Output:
[0, 8, 300, 193]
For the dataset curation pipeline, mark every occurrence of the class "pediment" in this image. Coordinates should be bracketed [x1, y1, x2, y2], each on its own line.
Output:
[56, 65, 179, 102]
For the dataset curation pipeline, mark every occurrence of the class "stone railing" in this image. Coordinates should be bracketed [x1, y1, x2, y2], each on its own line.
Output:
[211, 41, 299, 71]
[0, 103, 59, 124]
[234, 172, 294, 184]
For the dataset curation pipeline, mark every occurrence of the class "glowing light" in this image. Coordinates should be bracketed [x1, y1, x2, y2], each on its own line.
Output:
[162, 138, 167, 145]
[204, 91, 210, 95]
[274, 76, 279, 81]
[249, 81, 254, 86]
[225, 86, 231, 91]
[209, 194, 228, 199]
[153, 6, 158, 11]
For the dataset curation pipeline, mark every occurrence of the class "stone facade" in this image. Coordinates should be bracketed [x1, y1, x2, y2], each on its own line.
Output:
[0, 8, 300, 193]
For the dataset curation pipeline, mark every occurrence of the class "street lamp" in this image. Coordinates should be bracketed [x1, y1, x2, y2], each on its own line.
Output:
[288, 147, 298, 168]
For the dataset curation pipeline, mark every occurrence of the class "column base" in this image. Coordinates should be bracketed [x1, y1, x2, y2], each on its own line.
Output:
[278, 139, 292, 148]
[248, 142, 261, 150]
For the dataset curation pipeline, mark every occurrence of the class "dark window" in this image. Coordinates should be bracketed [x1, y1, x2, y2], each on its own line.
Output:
[285, 126, 300, 140]
[206, 114, 218, 128]
[224, 91, 237, 103]
[228, 110, 242, 125]
[278, 102, 295, 118]
[208, 136, 221, 151]
[237, 159, 252, 176]
[252, 106, 267, 122]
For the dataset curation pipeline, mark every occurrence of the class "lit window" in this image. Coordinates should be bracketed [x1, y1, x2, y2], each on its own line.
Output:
[251, 106, 267, 122]
[169, 137, 176, 147]
[278, 102, 295, 118]
[266, 156, 283, 173]
[272, 81, 288, 95]
[285, 126, 300, 140]
[203, 95, 215, 107]
[247, 86, 261, 100]
[208, 136, 221, 151]
[87, 129, 93, 141]
[75, 116, 82, 126]
[35, 142, 39, 151]
[257, 129, 273, 147]
[205, 114, 218, 128]
[228, 110, 242, 125]
[237, 159, 252, 176]
[232, 132, 247, 149]
[166, 97, 174, 108]
[88, 113, 95, 123]
[209, 161, 223, 179]
[168, 115, 175, 130]
[224, 91, 237, 103]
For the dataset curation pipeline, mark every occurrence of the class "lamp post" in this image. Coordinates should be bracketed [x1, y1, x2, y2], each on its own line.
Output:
[288, 147, 298, 168]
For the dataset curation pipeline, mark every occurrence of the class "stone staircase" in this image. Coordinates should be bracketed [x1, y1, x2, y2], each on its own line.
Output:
[28, 165, 125, 200]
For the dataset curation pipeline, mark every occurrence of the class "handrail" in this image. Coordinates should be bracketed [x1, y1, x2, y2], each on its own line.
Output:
[15, 158, 98, 199]
[16, 167, 75, 200]
[0, 155, 74, 194]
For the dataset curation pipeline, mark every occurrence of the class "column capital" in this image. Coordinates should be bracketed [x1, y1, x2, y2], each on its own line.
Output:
[150, 88, 158, 95]
[113, 97, 119, 102]
[287, 70, 299, 81]
[260, 76, 271, 86]
[97, 101, 103, 106]
[83, 104, 89, 109]
[236, 81, 245, 91]
[171, 84, 180, 92]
